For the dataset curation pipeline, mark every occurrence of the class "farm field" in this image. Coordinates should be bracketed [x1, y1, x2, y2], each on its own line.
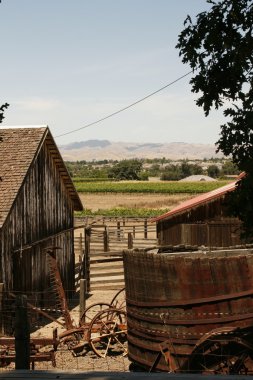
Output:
[78, 192, 196, 212]
[74, 180, 230, 194]
[76, 180, 231, 215]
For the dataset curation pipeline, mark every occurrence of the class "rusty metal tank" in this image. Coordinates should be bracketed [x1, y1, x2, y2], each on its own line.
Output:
[123, 247, 253, 373]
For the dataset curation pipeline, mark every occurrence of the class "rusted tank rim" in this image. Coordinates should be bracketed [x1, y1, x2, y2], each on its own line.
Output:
[126, 287, 253, 307]
[127, 322, 198, 344]
[127, 318, 202, 340]
[127, 308, 253, 325]
[127, 317, 253, 340]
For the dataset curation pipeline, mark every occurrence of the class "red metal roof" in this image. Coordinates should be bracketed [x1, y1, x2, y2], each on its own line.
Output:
[154, 178, 242, 222]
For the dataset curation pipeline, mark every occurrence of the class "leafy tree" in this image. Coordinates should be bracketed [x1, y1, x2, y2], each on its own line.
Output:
[207, 165, 220, 178]
[160, 167, 182, 181]
[180, 161, 203, 177]
[148, 164, 161, 177]
[190, 163, 203, 175]
[221, 160, 239, 176]
[176, 0, 253, 237]
[160, 162, 203, 181]
[0, 103, 9, 124]
[207, 164, 220, 178]
[108, 159, 143, 180]
[181, 161, 192, 178]
[65, 161, 108, 178]
[139, 171, 149, 181]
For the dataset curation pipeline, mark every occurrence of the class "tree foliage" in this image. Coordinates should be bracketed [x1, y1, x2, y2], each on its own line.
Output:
[176, 0, 253, 237]
[161, 162, 203, 180]
[65, 160, 109, 178]
[108, 159, 143, 180]
[207, 165, 220, 178]
[221, 160, 239, 175]
[0, 103, 9, 124]
[66, 159, 236, 181]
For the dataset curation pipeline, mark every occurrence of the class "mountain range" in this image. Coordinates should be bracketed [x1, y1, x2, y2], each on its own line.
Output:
[59, 139, 223, 161]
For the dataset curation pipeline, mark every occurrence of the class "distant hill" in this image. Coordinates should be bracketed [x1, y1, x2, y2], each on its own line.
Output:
[62, 139, 111, 150]
[59, 139, 223, 161]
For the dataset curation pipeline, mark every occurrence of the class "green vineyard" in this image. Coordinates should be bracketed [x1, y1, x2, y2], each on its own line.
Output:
[74, 180, 230, 194]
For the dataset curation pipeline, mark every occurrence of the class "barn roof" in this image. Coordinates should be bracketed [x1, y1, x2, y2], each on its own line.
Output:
[154, 179, 240, 222]
[0, 126, 83, 227]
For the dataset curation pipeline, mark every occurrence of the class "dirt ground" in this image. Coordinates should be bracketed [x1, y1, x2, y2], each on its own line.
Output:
[79, 192, 194, 211]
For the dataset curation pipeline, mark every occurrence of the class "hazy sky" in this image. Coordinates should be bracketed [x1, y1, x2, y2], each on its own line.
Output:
[0, 0, 224, 145]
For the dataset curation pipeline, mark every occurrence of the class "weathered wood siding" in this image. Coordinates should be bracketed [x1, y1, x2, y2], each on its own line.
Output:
[0, 139, 74, 294]
[157, 198, 242, 247]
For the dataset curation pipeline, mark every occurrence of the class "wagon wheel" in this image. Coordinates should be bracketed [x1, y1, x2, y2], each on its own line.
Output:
[59, 327, 87, 356]
[79, 302, 112, 326]
[110, 287, 126, 310]
[184, 327, 253, 375]
[87, 308, 127, 358]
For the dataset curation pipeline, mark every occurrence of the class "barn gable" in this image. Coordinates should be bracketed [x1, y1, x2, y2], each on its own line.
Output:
[0, 126, 83, 298]
[0, 126, 82, 228]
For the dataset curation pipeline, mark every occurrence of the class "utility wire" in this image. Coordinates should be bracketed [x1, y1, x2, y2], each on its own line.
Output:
[55, 70, 193, 138]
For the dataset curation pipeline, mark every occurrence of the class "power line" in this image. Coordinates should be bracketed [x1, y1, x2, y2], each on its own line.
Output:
[55, 70, 193, 138]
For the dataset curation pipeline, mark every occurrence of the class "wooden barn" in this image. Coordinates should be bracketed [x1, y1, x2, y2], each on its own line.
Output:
[0, 126, 83, 301]
[155, 180, 244, 248]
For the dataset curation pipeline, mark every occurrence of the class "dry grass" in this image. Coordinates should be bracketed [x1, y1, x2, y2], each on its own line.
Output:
[79, 192, 194, 212]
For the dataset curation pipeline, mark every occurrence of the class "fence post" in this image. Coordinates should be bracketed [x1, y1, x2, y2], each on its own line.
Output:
[15, 294, 30, 369]
[104, 227, 109, 252]
[128, 232, 133, 249]
[79, 233, 83, 256]
[79, 279, 87, 322]
[133, 226, 136, 238]
[117, 221, 121, 241]
[207, 222, 211, 249]
[84, 227, 91, 292]
[0, 283, 4, 334]
[144, 219, 148, 239]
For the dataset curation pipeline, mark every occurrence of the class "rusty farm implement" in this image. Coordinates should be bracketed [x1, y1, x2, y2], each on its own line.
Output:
[0, 247, 127, 367]
[46, 247, 127, 358]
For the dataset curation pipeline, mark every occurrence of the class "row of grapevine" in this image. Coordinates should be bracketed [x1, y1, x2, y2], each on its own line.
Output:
[74, 180, 230, 194]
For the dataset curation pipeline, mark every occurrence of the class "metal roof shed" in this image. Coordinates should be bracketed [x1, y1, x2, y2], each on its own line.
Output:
[154, 180, 244, 248]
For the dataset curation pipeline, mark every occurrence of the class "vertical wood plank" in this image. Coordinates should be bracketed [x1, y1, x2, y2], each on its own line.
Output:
[128, 233, 133, 249]
[117, 221, 121, 241]
[0, 283, 4, 334]
[144, 219, 148, 239]
[79, 233, 83, 256]
[103, 227, 109, 252]
[84, 227, 91, 292]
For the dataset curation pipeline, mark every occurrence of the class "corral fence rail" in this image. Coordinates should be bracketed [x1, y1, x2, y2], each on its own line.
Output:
[74, 217, 158, 291]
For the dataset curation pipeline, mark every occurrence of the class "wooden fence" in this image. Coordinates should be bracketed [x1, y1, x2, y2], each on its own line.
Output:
[74, 217, 158, 291]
